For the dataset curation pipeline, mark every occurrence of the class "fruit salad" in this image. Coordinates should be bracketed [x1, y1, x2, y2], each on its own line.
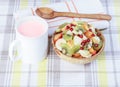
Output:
[53, 21, 103, 58]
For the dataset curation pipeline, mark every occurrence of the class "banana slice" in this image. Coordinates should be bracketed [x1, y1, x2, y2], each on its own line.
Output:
[82, 35, 87, 40]
[74, 36, 82, 45]
[66, 30, 73, 35]
[55, 38, 66, 51]
[72, 30, 78, 34]
[92, 36, 100, 44]
[78, 31, 83, 34]
[78, 50, 92, 58]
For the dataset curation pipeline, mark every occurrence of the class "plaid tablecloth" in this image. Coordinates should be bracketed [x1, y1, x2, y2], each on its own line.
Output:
[0, 0, 120, 87]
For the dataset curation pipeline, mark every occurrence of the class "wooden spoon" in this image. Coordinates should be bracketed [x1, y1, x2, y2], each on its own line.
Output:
[35, 7, 111, 21]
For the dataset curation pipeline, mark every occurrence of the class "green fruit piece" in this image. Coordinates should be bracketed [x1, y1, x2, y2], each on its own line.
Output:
[55, 28, 61, 33]
[62, 30, 67, 34]
[61, 43, 70, 54]
[67, 45, 80, 56]
[71, 45, 80, 53]
[93, 40, 103, 51]
[76, 21, 85, 25]
[74, 25, 86, 33]
[61, 43, 80, 56]
[63, 34, 73, 41]
[59, 23, 69, 29]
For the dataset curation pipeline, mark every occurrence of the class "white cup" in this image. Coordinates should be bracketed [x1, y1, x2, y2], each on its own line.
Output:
[9, 16, 48, 64]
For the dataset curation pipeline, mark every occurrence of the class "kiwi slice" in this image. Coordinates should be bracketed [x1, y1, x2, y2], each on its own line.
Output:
[74, 25, 86, 33]
[63, 34, 73, 41]
[61, 43, 80, 56]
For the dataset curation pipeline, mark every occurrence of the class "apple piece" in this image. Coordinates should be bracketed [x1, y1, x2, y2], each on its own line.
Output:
[66, 30, 73, 35]
[78, 50, 92, 58]
[73, 35, 82, 45]
[55, 38, 66, 51]
[82, 22, 89, 30]
[54, 33, 63, 43]
[84, 30, 93, 38]
[88, 47, 96, 55]
[91, 36, 100, 44]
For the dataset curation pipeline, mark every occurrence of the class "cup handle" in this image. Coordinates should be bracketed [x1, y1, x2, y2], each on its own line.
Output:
[9, 40, 22, 61]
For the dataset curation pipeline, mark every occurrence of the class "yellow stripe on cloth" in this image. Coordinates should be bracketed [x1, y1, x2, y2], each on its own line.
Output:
[38, 59, 47, 87]
[11, 60, 22, 87]
[20, 0, 28, 9]
[42, 0, 50, 5]
[97, 52, 108, 87]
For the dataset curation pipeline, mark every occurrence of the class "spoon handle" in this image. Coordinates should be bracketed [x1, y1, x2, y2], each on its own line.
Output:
[54, 12, 111, 21]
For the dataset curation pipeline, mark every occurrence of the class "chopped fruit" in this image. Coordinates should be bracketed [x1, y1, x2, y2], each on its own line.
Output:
[55, 38, 66, 51]
[94, 43, 98, 47]
[54, 21, 103, 58]
[70, 23, 76, 27]
[61, 43, 80, 56]
[71, 45, 80, 53]
[66, 30, 73, 35]
[55, 28, 61, 33]
[73, 33, 75, 36]
[67, 40, 74, 47]
[62, 30, 67, 34]
[89, 29, 92, 32]
[62, 49, 67, 54]
[61, 27, 67, 31]
[77, 21, 85, 25]
[81, 41, 86, 46]
[72, 53, 81, 58]
[80, 47, 84, 50]
[93, 41, 103, 51]
[72, 21, 78, 25]
[69, 28, 73, 31]
[91, 34, 95, 37]
[97, 33, 101, 36]
[87, 38, 90, 42]
[66, 25, 70, 29]
[74, 36, 82, 45]
[72, 30, 79, 34]
[78, 50, 91, 58]
[92, 36, 100, 44]
[63, 34, 73, 41]
[89, 48, 96, 55]
[84, 30, 93, 38]
[78, 30, 83, 34]
[82, 22, 89, 30]
[82, 40, 87, 43]
[54, 33, 62, 43]
[78, 34, 83, 38]
[82, 35, 87, 40]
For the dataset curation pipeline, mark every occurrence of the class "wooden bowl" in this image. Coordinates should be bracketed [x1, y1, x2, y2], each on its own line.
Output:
[52, 29, 105, 64]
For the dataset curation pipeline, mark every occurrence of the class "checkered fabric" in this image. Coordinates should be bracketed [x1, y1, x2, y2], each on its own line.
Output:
[0, 0, 120, 87]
